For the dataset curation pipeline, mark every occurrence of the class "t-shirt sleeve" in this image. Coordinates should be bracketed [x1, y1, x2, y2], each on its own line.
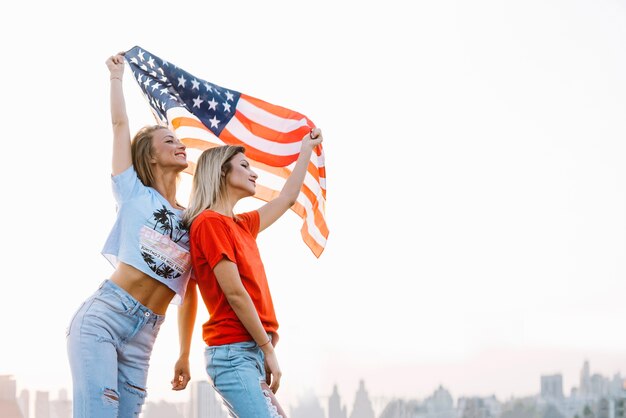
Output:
[111, 166, 146, 204]
[237, 210, 260, 238]
[193, 216, 237, 269]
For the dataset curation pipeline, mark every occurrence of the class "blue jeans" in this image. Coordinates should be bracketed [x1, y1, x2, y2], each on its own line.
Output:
[66, 280, 165, 418]
[205, 340, 283, 417]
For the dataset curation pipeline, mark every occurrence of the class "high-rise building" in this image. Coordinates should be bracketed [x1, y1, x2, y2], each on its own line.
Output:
[187, 381, 227, 418]
[329, 384, 347, 418]
[143, 399, 185, 418]
[580, 361, 592, 398]
[35, 391, 50, 418]
[0, 375, 24, 418]
[349, 380, 375, 418]
[458, 396, 500, 418]
[18, 389, 29, 418]
[291, 390, 325, 418]
[541, 374, 564, 399]
[50, 389, 71, 418]
[425, 385, 455, 418]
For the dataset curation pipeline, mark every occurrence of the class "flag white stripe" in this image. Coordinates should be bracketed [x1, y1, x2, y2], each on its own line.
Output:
[225, 116, 303, 156]
[298, 197, 327, 246]
[237, 97, 310, 133]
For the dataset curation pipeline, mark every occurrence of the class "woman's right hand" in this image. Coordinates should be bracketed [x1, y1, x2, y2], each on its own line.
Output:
[262, 346, 282, 393]
[105, 52, 125, 80]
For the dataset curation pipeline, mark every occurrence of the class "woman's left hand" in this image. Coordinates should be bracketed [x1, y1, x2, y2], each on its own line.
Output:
[302, 128, 323, 150]
[171, 357, 191, 391]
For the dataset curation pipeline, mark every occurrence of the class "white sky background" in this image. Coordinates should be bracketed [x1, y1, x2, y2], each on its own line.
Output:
[1, 0, 625, 412]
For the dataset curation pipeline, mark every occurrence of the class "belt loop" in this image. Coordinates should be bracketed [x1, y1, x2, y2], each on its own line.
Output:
[129, 301, 141, 316]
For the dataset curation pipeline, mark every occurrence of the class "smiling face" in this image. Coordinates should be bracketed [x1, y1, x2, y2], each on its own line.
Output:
[150, 128, 188, 172]
[224, 152, 258, 198]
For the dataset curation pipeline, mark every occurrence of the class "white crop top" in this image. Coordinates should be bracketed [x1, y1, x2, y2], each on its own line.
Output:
[102, 166, 192, 305]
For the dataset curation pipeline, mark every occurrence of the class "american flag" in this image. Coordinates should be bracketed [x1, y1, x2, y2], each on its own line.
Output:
[124, 46, 328, 257]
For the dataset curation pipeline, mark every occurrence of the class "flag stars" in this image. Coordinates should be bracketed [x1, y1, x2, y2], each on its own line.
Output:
[207, 98, 218, 110]
[225, 91, 234, 101]
[138, 50, 145, 61]
[143, 79, 151, 88]
[204, 83, 213, 92]
[178, 75, 187, 87]
[160, 87, 169, 95]
[209, 116, 220, 128]
[147, 57, 156, 68]
[222, 101, 231, 112]
[192, 79, 200, 90]
[193, 96, 204, 108]
[151, 82, 162, 91]
[130, 57, 139, 65]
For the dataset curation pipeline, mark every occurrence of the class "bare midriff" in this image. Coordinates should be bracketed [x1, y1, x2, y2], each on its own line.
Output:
[109, 262, 175, 315]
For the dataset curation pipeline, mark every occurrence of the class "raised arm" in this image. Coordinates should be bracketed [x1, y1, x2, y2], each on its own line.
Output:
[257, 128, 324, 232]
[213, 259, 282, 393]
[106, 53, 132, 176]
[171, 279, 198, 391]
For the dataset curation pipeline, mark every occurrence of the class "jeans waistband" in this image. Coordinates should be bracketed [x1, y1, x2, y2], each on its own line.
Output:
[98, 279, 166, 325]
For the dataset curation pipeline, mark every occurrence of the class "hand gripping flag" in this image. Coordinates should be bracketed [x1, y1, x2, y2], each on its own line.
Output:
[124, 46, 328, 257]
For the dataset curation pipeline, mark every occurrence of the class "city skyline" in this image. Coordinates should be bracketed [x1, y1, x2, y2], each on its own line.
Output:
[2, 359, 624, 418]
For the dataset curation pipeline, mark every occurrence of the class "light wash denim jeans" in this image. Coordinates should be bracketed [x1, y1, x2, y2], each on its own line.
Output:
[66, 279, 165, 418]
[205, 339, 284, 418]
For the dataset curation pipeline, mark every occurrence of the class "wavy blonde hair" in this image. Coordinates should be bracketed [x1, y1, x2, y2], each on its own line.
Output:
[183, 145, 246, 226]
[131, 125, 169, 187]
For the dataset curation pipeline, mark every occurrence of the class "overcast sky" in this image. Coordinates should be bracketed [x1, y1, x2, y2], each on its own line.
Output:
[1, 0, 625, 412]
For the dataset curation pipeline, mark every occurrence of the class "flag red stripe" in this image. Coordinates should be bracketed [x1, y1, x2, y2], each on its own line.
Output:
[241, 93, 315, 125]
[233, 110, 311, 145]
[219, 127, 300, 167]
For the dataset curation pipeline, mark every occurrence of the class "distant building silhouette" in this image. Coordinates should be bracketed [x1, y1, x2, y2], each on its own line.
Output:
[35, 391, 50, 418]
[580, 361, 591, 399]
[50, 389, 71, 418]
[291, 390, 325, 418]
[379, 398, 424, 418]
[0, 375, 24, 418]
[542, 375, 564, 400]
[425, 385, 455, 418]
[18, 389, 29, 418]
[143, 399, 185, 418]
[458, 396, 500, 418]
[187, 381, 227, 418]
[349, 380, 375, 418]
[329, 384, 347, 418]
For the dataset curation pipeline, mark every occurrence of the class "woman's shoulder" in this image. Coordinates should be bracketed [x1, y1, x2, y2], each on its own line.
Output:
[191, 210, 227, 230]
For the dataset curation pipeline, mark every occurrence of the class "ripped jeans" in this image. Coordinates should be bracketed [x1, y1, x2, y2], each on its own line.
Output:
[66, 280, 165, 418]
[205, 339, 285, 418]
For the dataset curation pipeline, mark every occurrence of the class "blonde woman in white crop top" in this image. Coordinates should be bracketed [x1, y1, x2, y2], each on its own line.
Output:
[66, 52, 195, 418]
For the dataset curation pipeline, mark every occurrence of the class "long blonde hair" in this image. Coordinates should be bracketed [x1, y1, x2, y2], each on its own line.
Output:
[183, 145, 246, 226]
[131, 125, 169, 187]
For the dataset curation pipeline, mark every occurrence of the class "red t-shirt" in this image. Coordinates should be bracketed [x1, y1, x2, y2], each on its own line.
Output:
[190, 209, 279, 346]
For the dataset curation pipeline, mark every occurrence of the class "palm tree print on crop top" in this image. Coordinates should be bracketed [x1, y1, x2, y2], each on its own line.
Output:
[140, 204, 189, 280]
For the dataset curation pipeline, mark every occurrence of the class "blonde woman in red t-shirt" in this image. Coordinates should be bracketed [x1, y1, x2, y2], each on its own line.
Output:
[172, 128, 323, 417]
